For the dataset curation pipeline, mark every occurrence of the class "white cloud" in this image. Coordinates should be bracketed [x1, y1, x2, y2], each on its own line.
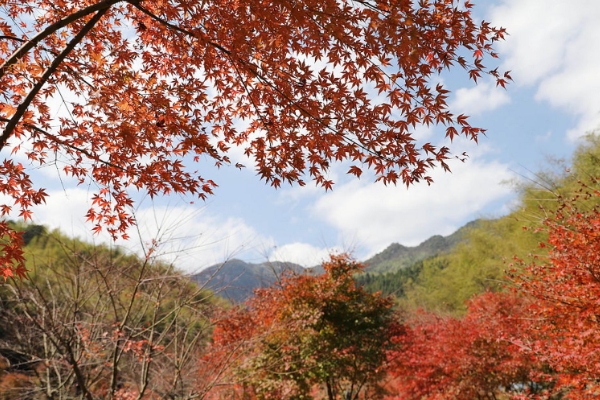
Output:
[451, 80, 511, 116]
[128, 205, 276, 273]
[26, 186, 93, 238]
[535, 130, 553, 142]
[491, 1, 595, 85]
[19, 185, 339, 272]
[13, 186, 259, 273]
[491, 0, 600, 139]
[311, 150, 513, 257]
[268, 242, 341, 267]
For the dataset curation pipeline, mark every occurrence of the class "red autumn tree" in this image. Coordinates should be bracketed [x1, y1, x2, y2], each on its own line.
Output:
[205, 254, 401, 400]
[512, 185, 600, 398]
[387, 292, 545, 400]
[0, 0, 508, 277]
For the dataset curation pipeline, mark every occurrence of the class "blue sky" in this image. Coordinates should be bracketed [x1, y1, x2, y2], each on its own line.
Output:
[14, 0, 600, 272]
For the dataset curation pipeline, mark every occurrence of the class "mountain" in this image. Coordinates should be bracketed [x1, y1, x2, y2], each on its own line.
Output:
[363, 220, 480, 273]
[191, 221, 480, 302]
[190, 259, 317, 303]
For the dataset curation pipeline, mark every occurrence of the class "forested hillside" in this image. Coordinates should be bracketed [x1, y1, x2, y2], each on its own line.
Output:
[356, 213, 545, 314]
[355, 135, 600, 318]
[363, 221, 478, 273]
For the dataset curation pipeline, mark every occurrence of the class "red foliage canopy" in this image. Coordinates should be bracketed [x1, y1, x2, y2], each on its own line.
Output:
[0, 0, 507, 277]
[206, 254, 400, 399]
[388, 186, 600, 399]
[513, 187, 600, 398]
[387, 292, 542, 399]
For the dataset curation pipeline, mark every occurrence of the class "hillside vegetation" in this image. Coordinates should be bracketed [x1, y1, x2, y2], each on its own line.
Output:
[358, 134, 600, 315]
[0, 226, 223, 399]
[2, 135, 600, 398]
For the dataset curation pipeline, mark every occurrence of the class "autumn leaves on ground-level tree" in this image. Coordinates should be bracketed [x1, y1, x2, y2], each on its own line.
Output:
[207, 254, 400, 400]
[510, 182, 600, 398]
[387, 293, 547, 399]
[203, 185, 600, 400]
[5, 183, 600, 398]
[0, 0, 508, 278]
[386, 174, 600, 399]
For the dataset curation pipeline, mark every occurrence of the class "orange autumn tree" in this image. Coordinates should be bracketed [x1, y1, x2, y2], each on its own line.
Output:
[206, 254, 401, 400]
[0, 0, 508, 277]
[386, 292, 546, 399]
[511, 183, 600, 398]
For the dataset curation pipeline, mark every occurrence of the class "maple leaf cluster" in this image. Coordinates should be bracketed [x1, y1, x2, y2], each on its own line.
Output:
[510, 185, 600, 398]
[0, 0, 507, 278]
[386, 293, 545, 399]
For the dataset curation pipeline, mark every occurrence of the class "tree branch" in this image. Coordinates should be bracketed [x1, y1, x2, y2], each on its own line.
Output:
[0, 117, 125, 172]
[0, 9, 107, 151]
[0, 0, 125, 81]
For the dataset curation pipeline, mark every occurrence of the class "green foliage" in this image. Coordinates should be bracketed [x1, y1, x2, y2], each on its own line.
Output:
[364, 223, 472, 274]
[354, 261, 423, 297]
[401, 217, 544, 314]
[398, 132, 600, 315]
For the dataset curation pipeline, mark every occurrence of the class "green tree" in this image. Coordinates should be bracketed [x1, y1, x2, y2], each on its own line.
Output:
[399, 132, 600, 314]
[401, 217, 544, 314]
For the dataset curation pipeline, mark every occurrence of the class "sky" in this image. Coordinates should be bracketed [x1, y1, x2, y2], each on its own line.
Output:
[9, 0, 600, 273]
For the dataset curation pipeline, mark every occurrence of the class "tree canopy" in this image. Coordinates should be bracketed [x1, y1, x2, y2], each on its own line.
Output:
[0, 0, 507, 278]
[208, 254, 400, 399]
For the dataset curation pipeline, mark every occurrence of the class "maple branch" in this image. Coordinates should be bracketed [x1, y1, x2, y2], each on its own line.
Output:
[0, 35, 26, 43]
[131, 3, 233, 57]
[0, 0, 126, 82]
[229, 58, 273, 138]
[349, 0, 391, 15]
[0, 117, 125, 172]
[246, 65, 396, 165]
[0, 34, 97, 89]
[134, 2, 313, 98]
[40, 48, 98, 90]
[132, 2, 377, 162]
[0, 9, 108, 151]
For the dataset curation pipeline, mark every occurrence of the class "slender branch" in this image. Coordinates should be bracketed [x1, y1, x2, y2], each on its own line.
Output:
[0, 0, 125, 81]
[12, 279, 96, 400]
[108, 257, 151, 395]
[0, 35, 26, 42]
[0, 9, 107, 150]
[133, 3, 391, 168]
[132, 3, 232, 56]
[0, 117, 125, 172]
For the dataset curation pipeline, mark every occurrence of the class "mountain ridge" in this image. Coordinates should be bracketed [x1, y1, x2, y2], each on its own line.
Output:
[191, 220, 481, 302]
[190, 259, 319, 303]
[364, 219, 480, 273]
